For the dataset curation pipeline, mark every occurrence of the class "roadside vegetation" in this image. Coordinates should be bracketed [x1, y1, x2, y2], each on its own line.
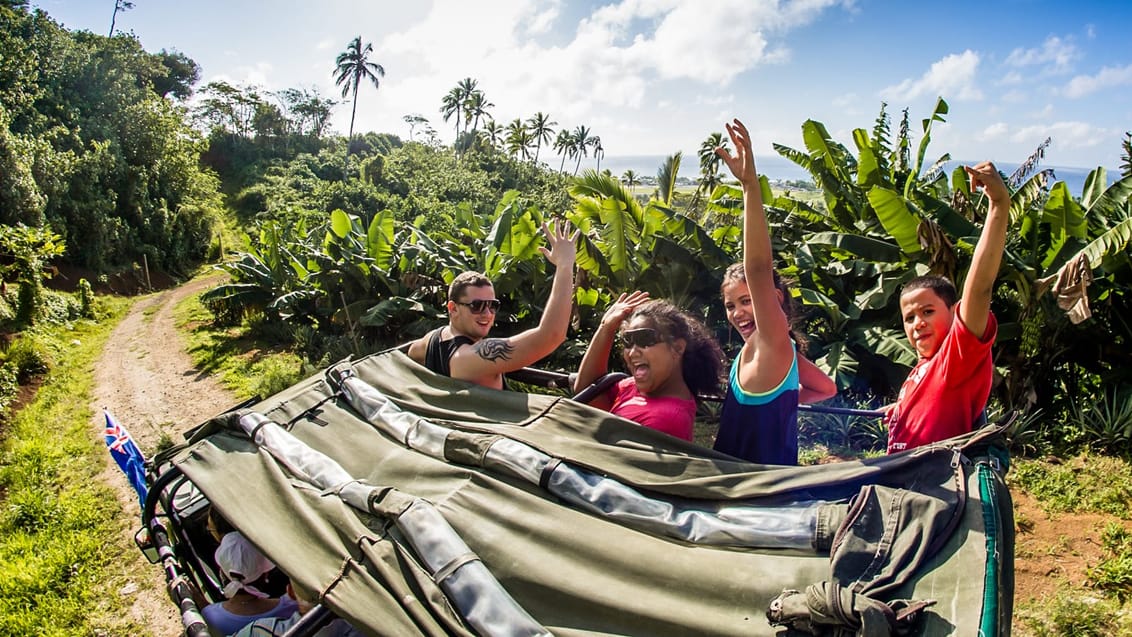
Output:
[2, 3, 1132, 634]
[0, 293, 138, 635]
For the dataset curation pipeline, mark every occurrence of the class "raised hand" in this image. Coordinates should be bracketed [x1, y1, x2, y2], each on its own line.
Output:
[964, 161, 1010, 207]
[539, 219, 579, 268]
[600, 290, 651, 329]
[715, 118, 758, 187]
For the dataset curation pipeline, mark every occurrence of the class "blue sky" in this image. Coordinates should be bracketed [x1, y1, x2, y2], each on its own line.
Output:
[33, 0, 1132, 173]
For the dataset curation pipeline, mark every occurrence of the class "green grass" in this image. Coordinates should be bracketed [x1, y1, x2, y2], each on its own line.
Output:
[173, 282, 307, 400]
[1009, 454, 1132, 518]
[0, 295, 147, 636]
[1015, 588, 1129, 637]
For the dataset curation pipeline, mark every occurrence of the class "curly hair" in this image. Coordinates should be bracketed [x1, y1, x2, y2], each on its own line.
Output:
[629, 299, 724, 397]
[721, 262, 807, 352]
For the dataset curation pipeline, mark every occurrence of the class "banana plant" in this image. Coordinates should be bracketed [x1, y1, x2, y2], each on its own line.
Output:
[201, 220, 318, 324]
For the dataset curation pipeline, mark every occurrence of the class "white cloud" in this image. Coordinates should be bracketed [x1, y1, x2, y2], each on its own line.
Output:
[526, 0, 562, 35]
[695, 94, 735, 106]
[1064, 63, 1132, 98]
[1005, 36, 1080, 75]
[979, 122, 1009, 141]
[998, 71, 1023, 86]
[356, 0, 851, 152]
[1000, 89, 1027, 104]
[1012, 121, 1111, 150]
[880, 50, 982, 102]
[982, 121, 1112, 150]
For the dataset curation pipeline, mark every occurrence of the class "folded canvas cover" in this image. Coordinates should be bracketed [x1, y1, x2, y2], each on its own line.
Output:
[168, 349, 1013, 636]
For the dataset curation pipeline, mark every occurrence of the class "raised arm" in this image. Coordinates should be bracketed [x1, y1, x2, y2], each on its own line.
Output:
[716, 119, 794, 391]
[449, 220, 579, 384]
[958, 161, 1010, 340]
[573, 291, 651, 408]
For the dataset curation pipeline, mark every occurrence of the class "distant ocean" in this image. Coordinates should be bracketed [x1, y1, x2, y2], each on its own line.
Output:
[599, 154, 1120, 197]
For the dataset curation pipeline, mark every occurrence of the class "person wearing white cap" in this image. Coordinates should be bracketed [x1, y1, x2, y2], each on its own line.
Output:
[202, 531, 299, 636]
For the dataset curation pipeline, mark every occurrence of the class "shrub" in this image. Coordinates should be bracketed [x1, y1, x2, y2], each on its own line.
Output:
[77, 279, 94, 319]
[1088, 522, 1132, 602]
[0, 363, 18, 414]
[4, 333, 52, 382]
[1017, 590, 1123, 637]
[248, 353, 305, 399]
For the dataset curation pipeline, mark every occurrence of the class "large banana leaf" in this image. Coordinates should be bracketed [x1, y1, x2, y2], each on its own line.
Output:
[854, 272, 914, 312]
[862, 326, 918, 367]
[868, 187, 922, 256]
[905, 97, 948, 199]
[814, 341, 859, 389]
[1080, 217, 1132, 272]
[596, 197, 641, 278]
[1085, 172, 1132, 223]
[366, 210, 395, 272]
[853, 129, 884, 189]
[804, 231, 904, 263]
[649, 203, 732, 269]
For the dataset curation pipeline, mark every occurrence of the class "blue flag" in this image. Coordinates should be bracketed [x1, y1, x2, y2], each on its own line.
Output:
[103, 409, 148, 508]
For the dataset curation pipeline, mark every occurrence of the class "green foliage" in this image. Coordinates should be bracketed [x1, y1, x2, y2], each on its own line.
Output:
[0, 296, 142, 635]
[1, 10, 220, 275]
[248, 353, 306, 399]
[1087, 522, 1132, 602]
[76, 278, 94, 318]
[1068, 387, 1132, 455]
[3, 332, 53, 382]
[0, 362, 17, 415]
[1017, 589, 1125, 637]
[1010, 455, 1132, 517]
[0, 223, 65, 326]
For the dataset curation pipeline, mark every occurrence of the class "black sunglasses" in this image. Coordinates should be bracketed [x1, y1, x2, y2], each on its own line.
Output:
[621, 327, 662, 349]
[454, 299, 501, 314]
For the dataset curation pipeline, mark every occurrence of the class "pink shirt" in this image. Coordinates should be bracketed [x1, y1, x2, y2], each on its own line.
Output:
[885, 307, 997, 453]
[609, 378, 697, 441]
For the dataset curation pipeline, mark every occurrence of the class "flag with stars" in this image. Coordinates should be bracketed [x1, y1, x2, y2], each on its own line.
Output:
[103, 409, 148, 508]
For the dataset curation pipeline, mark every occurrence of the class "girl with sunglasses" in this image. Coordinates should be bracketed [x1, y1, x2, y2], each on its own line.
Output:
[574, 292, 724, 441]
[712, 118, 835, 465]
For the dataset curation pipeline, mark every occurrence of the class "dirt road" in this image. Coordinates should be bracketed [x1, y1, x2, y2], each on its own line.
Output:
[93, 274, 237, 636]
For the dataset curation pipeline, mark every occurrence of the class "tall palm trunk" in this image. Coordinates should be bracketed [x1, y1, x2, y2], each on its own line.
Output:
[348, 86, 359, 141]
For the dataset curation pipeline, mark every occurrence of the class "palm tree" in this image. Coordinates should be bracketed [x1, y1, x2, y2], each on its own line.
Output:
[592, 136, 604, 172]
[693, 131, 727, 210]
[440, 88, 463, 143]
[554, 129, 574, 173]
[108, 0, 133, 36]
[622, 169, 640, 193]
[482, 120, 504, 150]
[454, 77, 478, 135]
[505, 118, 533, 160]
[571, 125, 596, 176]
[402, 114, 428, 142]
[526, 112, 557, 164]
[333, 36, 385, 144]
[466, 90, 493, 135]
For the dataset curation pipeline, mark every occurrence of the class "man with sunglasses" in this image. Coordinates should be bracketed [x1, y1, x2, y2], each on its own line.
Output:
[407, 221, 578, 390]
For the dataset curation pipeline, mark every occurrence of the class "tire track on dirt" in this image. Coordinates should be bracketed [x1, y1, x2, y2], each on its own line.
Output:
[93, 274, 237, 636]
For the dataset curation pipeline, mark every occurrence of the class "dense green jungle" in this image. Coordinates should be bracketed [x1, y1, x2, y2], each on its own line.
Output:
[3, 4, 1132, 634]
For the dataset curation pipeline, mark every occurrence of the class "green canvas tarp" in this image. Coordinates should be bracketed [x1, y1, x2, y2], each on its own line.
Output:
[168, 348, 1013, 636]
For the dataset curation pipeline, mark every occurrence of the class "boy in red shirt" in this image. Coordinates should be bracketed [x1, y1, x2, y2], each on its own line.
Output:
[884, 162, 1010, 453]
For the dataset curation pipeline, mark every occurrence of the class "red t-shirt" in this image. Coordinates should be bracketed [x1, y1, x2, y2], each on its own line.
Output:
[885, 308, 997, 454]
[609, 378, 697, 441]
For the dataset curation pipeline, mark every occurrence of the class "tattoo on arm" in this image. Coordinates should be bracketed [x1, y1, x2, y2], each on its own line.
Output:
[474, 338, 514, 363]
